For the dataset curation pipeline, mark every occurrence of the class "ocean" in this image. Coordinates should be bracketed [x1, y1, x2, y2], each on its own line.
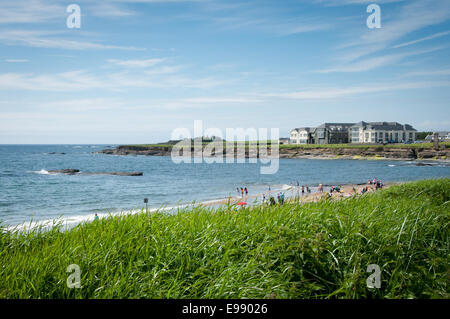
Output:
[1, 144, 449, 228]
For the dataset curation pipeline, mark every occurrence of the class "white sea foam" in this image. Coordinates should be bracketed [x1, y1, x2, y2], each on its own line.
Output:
[29, 169, 60, 175]
[3, 203, 196, 234]
[33, 169, 50, 175]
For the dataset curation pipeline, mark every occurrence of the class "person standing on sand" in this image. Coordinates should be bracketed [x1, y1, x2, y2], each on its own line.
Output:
[237, 187, 240, 196]
[318, 184, 323, 192]
[244, 187, 248, 196]
[241, 187, 244, 197]
[301, 185, 305, 195]
[270, 196, 275, 206]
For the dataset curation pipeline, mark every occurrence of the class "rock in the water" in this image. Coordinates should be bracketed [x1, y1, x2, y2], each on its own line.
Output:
[46, 169, 143, 176]
[88, 172, 143, 176]
[109, 172, 143, 176]
[48, 169, 80, 175]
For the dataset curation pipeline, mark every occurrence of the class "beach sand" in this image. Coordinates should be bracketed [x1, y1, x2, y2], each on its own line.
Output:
[199, 181, 399, 208]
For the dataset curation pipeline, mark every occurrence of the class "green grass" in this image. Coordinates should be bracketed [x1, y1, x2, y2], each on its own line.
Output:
[0, 179, 449, 299]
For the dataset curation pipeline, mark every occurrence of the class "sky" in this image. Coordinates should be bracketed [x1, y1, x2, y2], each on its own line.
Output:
[0, 0, 449, 144]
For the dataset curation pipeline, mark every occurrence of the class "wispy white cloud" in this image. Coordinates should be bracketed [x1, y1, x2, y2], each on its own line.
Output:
[393, 30, 450, 49]
[0, 0, 204, 23]
[0, 69, 228, 92]
[320, 0, 450, 73]
[0, 30, 145, 51]
[355, 0, 450, 54]
[88, 3, 137, 17]
[107, 58, 167, 67]
[261, 81, 450, 100]
[319, 46, 447, 73]
[314, 0, 405, 6]
[5, 59, 29, 63]
[212, 15, 331, 35]
[0, 0, 64, 24]
[402, 69, 450, 77]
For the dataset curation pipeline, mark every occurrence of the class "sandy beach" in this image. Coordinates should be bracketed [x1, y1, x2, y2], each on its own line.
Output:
[199, 181, 399, 208]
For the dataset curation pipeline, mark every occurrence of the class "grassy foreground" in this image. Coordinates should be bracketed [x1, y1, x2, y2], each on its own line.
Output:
[0, 179, 449, 299]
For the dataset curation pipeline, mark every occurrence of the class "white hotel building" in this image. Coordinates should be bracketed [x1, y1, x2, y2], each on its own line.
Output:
[350, 121, 417, 144]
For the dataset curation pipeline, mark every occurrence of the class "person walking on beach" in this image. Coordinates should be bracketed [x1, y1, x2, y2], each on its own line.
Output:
[236, 187, 240, 196]
[270, 196, 276, 206]
[318, 184, 323, 192]
[306, 185, 311, 193]
[240, 187, 244, 197]
[280, 193, 285, 205]
[244, 187, 248, 196]
[301, 185, 305, 195]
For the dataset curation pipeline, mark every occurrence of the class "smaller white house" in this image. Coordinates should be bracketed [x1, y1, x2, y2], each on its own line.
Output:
[290, 128, 314, 144]
[425, 132, 450, 142]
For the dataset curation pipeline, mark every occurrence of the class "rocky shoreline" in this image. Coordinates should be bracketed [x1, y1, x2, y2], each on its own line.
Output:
[97, 145, 449, 161]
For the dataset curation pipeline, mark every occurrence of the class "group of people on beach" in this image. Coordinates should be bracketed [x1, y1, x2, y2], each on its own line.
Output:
[329, 185, 342, 193]
[289, 181, 312, 196]
[368, 178, 384, 190]
[236, 187, 248, 197]
[231, 177, 386, 209]
[262, 193, 284, 206]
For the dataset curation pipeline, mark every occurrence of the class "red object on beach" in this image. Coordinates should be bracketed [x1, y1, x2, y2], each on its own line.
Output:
[237, 202, 247, 206]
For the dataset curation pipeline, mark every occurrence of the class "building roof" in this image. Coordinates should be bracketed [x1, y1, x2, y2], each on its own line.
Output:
[352, 121, 417, 131]
[291, 127, 314, 133]
[316, 123, 355, 131]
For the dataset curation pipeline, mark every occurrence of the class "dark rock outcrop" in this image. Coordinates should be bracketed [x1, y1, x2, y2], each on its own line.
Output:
[48, 169, 143, 176]
[48, 169, 80, 175]
[84, 172, 144, 176]
[97, 145, 449, 161]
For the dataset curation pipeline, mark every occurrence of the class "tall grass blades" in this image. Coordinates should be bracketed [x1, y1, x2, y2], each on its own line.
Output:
[0, 179, 448, 298]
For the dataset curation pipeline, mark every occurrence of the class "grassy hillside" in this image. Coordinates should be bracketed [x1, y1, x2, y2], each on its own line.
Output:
[0, 179, 449, 299]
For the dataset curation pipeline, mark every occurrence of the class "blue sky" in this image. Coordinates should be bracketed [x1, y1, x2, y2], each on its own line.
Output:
[0, 0, 449, 144]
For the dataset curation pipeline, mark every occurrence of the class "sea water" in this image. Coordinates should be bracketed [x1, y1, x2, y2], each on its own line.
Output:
[0, 144, 449, 227]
